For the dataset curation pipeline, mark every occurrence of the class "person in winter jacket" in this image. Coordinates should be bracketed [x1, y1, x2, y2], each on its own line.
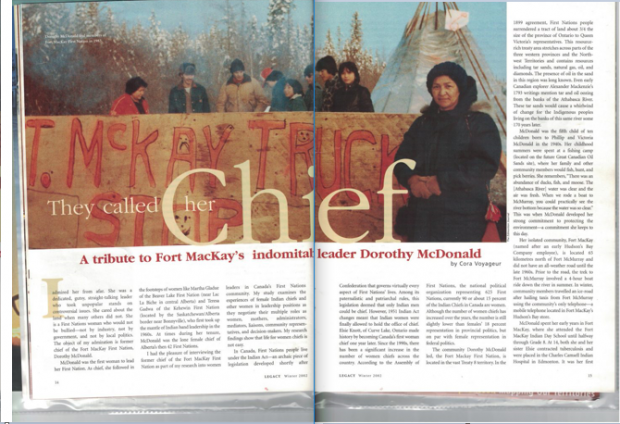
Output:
[394, 61, 502, 242]
[216, 59, 269, 112]
[265, 70, 287, 112]
[332, 62, 374, 113]
[284, 79, 307, 111]
[315, 55, 342, 112]
[110, 76, 150, 115]
[303, 64, 322, 111]
[168, 63, 211, 114]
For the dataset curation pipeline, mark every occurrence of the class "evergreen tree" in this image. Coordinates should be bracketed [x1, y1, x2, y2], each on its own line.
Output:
[23, 3, 69, 39]
[85, 2, 101, 36]
[343, 11, 362, 63]
[336, 26, 343, 62]
[21, 3, 71, 115]
[266, 0, 293, 67]
[73, 3, 88, 35]
[240, 1, 248, 39]
[288, 23, 298, 71]
[103, 6, 120, 37]
[319, 28, 336, 59]
[340, 11, 376, 76]
[130, 20, 147, 45]
[21, 0, 315, 114]
[222, 0, 238, 56]
[148, 11, 170, 68]
[119, 22, 129, 43]
[301, 24, 312, 65]
[169, 25, 189, 65]
[100, 6, 135, 84]
[247, 15, 261, 77]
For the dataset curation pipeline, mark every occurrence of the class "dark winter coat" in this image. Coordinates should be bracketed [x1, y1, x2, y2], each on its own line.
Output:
[304, 84, 323, 111]
[394, 77, 501, 242]
[270, 77, 288, 112]
[321, 75, 342, 112]
[169, 81, 211, 113]
[332, 83, 374, 113]
[287, 95, 307, 111]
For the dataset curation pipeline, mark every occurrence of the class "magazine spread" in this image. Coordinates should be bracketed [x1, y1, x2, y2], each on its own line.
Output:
[13, 0, 617, 402]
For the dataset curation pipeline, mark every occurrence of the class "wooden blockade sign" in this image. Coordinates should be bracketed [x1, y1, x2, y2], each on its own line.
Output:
[23, 112, 505, 247]
[23, 112, 314, 248]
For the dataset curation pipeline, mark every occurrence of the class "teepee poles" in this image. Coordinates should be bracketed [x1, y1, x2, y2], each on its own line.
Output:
[405, 3, 425, 37]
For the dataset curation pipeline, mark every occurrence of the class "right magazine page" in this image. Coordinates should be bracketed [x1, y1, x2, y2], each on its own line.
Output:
[315, 1, 616, 393]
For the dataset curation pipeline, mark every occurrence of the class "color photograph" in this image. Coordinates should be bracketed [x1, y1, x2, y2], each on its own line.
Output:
[315, 2, 507, 242]
[21, 0, 314, 115]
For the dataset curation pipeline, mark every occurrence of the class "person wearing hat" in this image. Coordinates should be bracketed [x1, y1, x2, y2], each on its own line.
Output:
[168, 62, 211, 114]
[303, 64, 322, 112]
[216, 59, 269, 113]
[260, 67, 273, 86]
[110, 76, 150, 115]
[393, 61, 501, 242]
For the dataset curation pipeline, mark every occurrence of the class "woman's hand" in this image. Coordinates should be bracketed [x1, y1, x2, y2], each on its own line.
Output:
[425, 176, 442, 196]
[408, 175, 432, 199]
[408, 175, 441, 199]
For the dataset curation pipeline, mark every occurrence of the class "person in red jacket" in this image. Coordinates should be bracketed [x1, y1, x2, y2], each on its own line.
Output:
[110, 77, 150, 115]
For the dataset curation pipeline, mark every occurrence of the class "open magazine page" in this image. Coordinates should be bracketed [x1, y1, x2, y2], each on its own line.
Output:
[16, 0, 314, 400]
[315, 1, 616, 393]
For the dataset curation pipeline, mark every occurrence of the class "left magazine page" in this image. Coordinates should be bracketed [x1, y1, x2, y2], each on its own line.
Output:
[16, 0, 314, 400]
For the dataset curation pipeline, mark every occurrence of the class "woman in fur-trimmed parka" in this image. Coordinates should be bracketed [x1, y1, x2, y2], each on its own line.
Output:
[394, 62, 501, 242]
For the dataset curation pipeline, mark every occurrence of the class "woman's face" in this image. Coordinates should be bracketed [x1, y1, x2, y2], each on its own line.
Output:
[131, 86, 146, 101]
[341, 68, 355, 85]
[431, 76, 460, 111]
[284, 84, 294, 98]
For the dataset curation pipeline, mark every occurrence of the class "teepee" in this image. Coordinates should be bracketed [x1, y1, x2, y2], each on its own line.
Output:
[371, 3, 507, 153]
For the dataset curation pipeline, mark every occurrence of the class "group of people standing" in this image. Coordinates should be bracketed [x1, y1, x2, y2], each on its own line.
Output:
[110, 57, 502, 243]
[110, 55, 377, 115]
[110, 59, 322, 115]
[314, 55, 374, 113]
